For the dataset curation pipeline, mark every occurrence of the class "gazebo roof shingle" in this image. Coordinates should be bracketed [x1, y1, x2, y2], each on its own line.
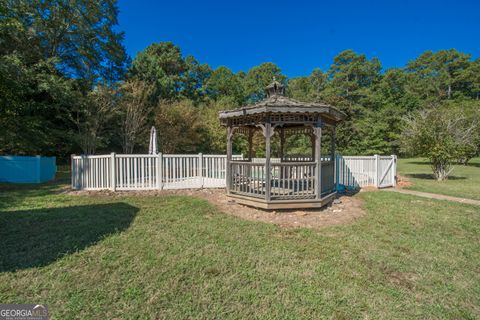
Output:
[219, 94, 346, 123]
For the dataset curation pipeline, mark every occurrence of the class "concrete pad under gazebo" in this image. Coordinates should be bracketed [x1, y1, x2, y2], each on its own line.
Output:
[219, 80, 346, 210]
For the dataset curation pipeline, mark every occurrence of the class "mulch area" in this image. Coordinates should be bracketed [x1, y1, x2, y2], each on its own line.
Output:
[70, 188, 367, 229]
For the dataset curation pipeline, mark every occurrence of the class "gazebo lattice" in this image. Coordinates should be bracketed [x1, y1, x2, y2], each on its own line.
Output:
[219, 80, 346, 209]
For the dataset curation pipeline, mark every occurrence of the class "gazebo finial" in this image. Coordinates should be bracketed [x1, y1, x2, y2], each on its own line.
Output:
[265, 77, 285, 97]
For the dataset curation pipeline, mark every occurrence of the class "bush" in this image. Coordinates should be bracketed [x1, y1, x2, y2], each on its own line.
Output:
[401, 105, 478, 180]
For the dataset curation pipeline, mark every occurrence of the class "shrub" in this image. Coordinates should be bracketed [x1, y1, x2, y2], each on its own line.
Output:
[401, 105, 478, 180]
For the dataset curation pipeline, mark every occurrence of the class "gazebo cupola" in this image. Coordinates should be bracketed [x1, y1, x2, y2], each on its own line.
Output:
[265, 78, 285, 97]
[219, 79, 346, 209]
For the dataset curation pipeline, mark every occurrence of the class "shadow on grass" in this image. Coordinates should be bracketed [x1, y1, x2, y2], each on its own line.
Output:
[466, 162, 480, 168]
[0, 203, 138, 272]
[0, 168, 71, 210]
[404, 161, 431, 166]
[404, 160, 480, 169]
[405, 173, 466, 180]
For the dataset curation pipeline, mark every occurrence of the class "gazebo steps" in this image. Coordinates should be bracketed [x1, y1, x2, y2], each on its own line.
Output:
[227, 192, 336, 210]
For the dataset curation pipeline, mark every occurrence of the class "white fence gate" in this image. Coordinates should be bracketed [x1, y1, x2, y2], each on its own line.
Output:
[336, 155, 397, 190]
[71, 154, 396, 191]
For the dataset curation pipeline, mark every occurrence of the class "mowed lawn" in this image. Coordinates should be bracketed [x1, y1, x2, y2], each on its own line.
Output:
[0, 172, 479, 319]
[398, 157, 480, 200]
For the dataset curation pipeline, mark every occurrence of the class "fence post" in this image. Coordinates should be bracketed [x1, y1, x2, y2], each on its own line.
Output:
[157, 153, 163, 190]
[110, 152, 116, 192]
[71, 154, 75, 189]
[374, 154, 380, 188]
[392, 154, 397, 187]
[199, 153, 204, 188]
[81, 154, 85, 190]
[335, 154, 339, 192]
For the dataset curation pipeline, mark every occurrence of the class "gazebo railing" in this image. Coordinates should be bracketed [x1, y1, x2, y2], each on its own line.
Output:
[229, 161, 319, 200]
[270, 162, 316, 199]
[230, 162, 266, 198]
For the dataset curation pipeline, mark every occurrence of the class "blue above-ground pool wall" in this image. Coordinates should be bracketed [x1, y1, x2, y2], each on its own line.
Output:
[0, 156, 56, 183]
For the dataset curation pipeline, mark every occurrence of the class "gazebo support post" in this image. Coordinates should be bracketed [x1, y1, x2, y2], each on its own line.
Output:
[246, 127, 253, 179]
[331, 127, 336, 191]
[264, 122, 272, 201]
[248, 127, 254, 161]
[313, 123, 322, 199]
[226, 125, 233, 195]
[310, 134, 315, 162]
[279, 127, 285, 180]
[279, 127, 285, 162]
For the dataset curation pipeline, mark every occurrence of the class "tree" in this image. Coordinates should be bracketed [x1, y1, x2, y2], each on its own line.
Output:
[288, 69, 328, 102]
[242, 62, 286, 102]
[0, 0, 127, 156]
[205, 66, 244, 105]
[326, 50, 381, 102]
[128, 42, 186, 101]
[459, 58, 480, 100]
[118, 80, 154, 154]
[75, 84, 118, 154]
[155, 100, 202, 153]
[401, 105, 478, 180]
[0, 54, 78, 156]
[2, 0, 127, 83]
[128, 42, 211, 103]
[447, 100, 480, 165]
[182, 56, 212, 103]
[406, 49, 472, 101]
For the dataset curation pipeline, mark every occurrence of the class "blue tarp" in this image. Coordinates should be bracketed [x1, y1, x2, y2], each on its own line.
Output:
[0, 156, 56, 183]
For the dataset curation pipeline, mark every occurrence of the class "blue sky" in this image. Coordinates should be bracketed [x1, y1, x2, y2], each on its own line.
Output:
[118, 0, 479, 77]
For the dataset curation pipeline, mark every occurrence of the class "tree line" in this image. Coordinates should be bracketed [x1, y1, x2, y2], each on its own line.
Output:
[1, 0, 479, 176]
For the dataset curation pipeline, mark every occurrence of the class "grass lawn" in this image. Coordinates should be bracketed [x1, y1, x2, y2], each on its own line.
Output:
[397, 157, 480, 200]
[0, 170, 479, 319]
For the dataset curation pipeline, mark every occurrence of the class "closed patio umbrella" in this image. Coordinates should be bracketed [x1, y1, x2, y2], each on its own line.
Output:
[148, 126, 157, 154]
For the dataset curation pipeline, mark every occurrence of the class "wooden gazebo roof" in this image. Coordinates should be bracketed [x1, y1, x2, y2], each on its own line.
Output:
[219, 80, 346, 126]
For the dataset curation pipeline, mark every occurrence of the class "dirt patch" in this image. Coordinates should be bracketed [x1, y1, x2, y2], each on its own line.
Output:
[396, 175, 413, 188]
[387, 271, 418, 290]
[70, 188, 366, 230]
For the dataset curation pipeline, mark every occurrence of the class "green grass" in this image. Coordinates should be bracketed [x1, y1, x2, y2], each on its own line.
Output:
[0, 174, 479, 319]
[398, 157, 480, 200]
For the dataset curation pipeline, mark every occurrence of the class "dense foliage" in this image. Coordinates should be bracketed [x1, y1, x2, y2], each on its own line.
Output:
[401, 104, 479, 180]
[1, 1, 479, 162]
[0, 0, 127, 157]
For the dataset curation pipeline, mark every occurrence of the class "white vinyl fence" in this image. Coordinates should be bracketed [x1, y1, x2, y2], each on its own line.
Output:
[336, 155, 397, 190]
[71, 154, 396, 191]
[71, 154, 243, 191]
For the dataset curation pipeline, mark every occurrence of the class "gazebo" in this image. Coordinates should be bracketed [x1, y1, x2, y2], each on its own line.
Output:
[219, 80, 346, 209]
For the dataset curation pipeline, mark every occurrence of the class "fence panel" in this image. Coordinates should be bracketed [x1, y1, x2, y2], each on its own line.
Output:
[115, 155, 158, 190]
[378, 155, 397, 188]
[163, 155, 202, 189]
[72, 154, 396, 191]
[72, 155, 111, 190]
[321, 161, 335, 194]
[336, 155, 396, 189]
[337, 156, 376, 189]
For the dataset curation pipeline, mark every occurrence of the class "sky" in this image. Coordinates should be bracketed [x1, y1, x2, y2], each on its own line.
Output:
[117, 0, 480, 78]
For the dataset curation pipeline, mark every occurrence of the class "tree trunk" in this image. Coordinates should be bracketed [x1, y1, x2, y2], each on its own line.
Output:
[432, 161, 452, 181]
